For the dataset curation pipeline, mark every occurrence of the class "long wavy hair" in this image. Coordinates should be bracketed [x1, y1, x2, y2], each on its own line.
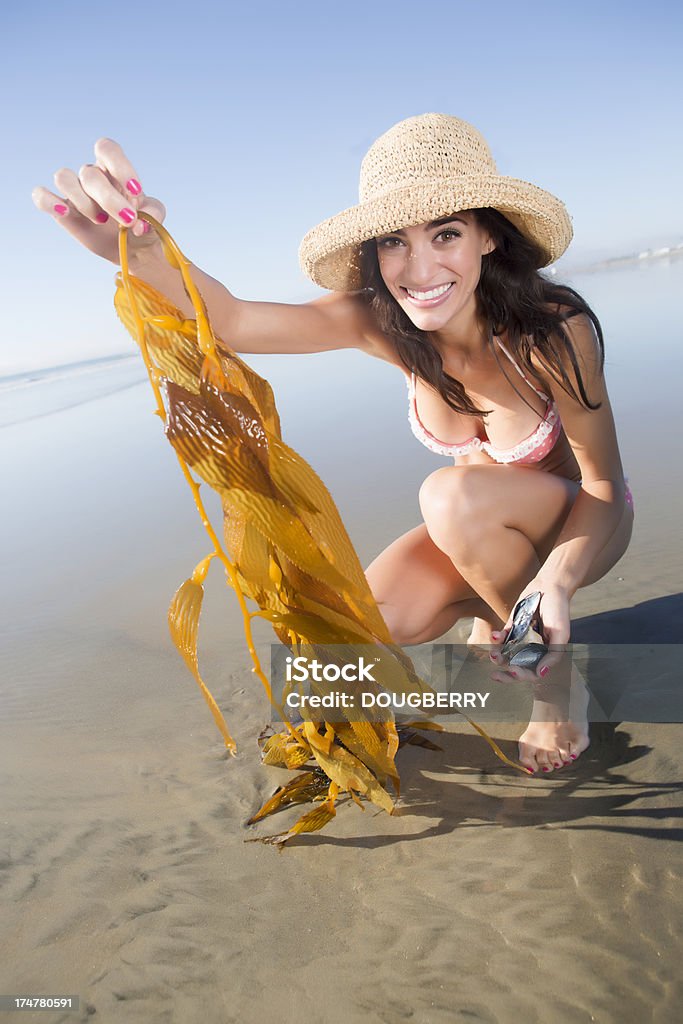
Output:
[358, 208, 604, 418]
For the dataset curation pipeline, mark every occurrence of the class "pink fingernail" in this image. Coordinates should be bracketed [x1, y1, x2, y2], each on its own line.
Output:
[126, 178, 142, 195]
[540, 666, 549, 677]
[510, 671, 518, 679]
[141, 221, 150, 234]
[95, 212, 109, 224]
[491, 631, 501, 640]
[54, 204, 68, 215]
[119, 208, 136, 224]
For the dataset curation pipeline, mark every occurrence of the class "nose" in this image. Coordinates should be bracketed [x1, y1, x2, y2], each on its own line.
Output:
[404, 244, 443, 287]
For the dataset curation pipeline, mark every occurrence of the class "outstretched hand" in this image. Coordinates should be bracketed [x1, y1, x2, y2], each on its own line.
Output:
[32, 138, 166, 266]
[488, 580, 572, 684]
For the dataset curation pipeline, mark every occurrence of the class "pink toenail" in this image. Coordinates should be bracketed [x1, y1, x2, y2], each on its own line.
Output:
[554, 762, 561, 767]
[570, 754, 577, 760]
[542, 766, 550, 772]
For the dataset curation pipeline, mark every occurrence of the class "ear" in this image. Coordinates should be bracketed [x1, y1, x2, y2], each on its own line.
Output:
[482, 236, 496, 256]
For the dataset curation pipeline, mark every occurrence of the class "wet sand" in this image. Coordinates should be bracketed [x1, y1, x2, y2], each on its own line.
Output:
[1, 261, 682, 1022]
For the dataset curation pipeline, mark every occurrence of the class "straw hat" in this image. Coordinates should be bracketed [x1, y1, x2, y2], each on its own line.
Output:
[298, 113, 573, 292]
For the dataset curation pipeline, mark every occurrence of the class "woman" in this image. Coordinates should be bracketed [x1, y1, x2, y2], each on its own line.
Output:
[32, 113, 633, 775]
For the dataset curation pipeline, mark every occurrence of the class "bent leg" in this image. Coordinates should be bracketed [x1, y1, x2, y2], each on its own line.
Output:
[364, 523, 505, 646]
[418, 465, 634, 772]
[418, 465, 580, 625]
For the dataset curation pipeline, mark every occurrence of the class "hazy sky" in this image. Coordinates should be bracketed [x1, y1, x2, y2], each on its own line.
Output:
[4, 0, 682, 372]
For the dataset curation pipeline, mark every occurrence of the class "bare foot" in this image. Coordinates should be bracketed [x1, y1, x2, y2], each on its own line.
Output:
[518, 662, 590, 774]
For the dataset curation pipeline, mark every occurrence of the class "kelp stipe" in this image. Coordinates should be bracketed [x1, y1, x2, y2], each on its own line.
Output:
[114, 214, 529, 847]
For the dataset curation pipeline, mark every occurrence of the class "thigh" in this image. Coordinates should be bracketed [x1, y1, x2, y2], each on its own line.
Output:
[364, 522, 488, 638]
[420, 464, 580, 562]
[422, 464, 633, 588]
[488, 467, 634, 583]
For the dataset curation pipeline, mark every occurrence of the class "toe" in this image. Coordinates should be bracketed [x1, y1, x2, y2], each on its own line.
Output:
[535, 751, 555, 773]
[518, 742, 540, 775]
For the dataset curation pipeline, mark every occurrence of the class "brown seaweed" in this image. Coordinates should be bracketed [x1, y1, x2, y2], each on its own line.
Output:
[114, 214, 529, 846]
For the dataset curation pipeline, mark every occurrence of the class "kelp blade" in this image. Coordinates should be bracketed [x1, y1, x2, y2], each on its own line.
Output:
[114, 221, 529, 843]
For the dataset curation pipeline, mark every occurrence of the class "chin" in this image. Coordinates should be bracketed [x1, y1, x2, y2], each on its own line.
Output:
[401, 304, 459, 332]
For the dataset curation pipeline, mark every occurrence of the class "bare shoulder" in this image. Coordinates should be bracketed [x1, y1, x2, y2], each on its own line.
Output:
[307, 291, 404, 368]
[529, 305, 603, 397]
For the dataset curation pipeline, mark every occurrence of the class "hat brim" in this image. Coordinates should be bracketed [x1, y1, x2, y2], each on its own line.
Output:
[298, 174, 572, 292]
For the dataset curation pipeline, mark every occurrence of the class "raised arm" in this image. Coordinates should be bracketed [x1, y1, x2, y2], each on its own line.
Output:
[32, 138, 378, 358]
[126, 243, 377, 356]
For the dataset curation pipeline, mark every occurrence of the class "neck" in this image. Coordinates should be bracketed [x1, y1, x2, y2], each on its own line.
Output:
[431, 307, 493, 366]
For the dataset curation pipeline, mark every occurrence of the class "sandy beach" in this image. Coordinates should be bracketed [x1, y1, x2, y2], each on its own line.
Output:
[1, 258, 682, 1023]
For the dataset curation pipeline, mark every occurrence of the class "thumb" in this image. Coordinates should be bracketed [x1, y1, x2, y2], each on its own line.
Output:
[535, 622, 570, 678]
[132, 198, 166, 237]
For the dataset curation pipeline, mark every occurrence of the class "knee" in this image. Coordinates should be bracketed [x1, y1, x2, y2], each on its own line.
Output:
[418, 466, 488, 542]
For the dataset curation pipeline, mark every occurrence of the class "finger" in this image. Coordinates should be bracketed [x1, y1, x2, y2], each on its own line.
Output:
[489, 624, 511, 665]
[94, 136, 145, 205]
[492, 666, 538, 684]
[535, 636, 570, 678]
[32, 184, 92, 229]
[53, 167, 110, 224]
[78, 163, 139, 228]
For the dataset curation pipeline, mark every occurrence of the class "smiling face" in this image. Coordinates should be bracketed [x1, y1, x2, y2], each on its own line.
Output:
[375, 211, 495, 340]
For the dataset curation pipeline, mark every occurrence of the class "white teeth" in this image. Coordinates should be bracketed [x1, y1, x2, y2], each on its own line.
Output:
[405, 283, 452, 300]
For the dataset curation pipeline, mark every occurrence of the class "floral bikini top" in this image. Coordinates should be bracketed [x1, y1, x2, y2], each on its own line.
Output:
[405, 336, 562, 465]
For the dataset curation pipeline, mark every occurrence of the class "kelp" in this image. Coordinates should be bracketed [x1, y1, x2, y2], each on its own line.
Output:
[113, 214, 528, 847]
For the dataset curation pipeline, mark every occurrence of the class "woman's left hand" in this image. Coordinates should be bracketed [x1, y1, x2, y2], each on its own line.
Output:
[489, 580, 571, 683]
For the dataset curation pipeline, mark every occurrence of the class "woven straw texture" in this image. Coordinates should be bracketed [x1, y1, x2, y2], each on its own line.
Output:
[299, 113, 573, 292]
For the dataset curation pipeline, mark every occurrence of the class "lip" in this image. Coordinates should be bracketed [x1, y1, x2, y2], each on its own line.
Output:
[400, 283, 454, 308]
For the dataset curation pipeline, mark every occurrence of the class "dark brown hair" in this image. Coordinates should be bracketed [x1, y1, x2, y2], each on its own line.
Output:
[358, 208, 604, 417]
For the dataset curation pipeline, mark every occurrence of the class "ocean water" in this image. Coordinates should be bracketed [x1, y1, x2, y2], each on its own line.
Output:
[0, 353, 146, 429]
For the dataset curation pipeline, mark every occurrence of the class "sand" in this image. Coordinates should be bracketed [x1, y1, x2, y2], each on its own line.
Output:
[1, 260, 682, 1023]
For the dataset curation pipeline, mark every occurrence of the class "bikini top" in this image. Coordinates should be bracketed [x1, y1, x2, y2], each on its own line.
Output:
[405, 337, 562, 465]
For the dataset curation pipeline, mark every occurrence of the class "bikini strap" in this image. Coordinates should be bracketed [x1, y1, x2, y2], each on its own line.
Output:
[494, 337, 549, 401]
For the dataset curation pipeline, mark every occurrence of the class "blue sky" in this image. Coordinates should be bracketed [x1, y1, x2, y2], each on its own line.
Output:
[4, 0, 682, 372]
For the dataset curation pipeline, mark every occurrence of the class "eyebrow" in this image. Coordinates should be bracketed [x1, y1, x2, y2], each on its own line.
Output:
[382, 215, 468, 236]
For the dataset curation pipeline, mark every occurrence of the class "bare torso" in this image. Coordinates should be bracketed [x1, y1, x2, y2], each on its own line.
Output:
[357, 302, 581, 482]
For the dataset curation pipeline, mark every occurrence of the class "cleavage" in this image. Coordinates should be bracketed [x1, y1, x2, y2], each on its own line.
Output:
[414, 369, 547, 447]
